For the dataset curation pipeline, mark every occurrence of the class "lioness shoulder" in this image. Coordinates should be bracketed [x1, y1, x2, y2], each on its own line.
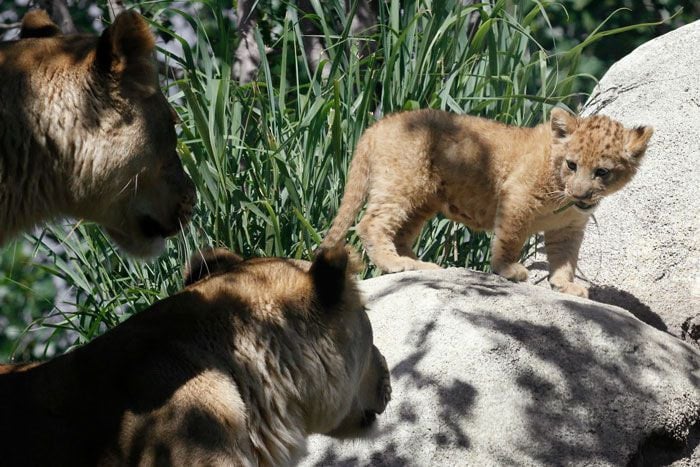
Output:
[322, 108, 652, 298]
[0, 10, 196, 257]
[0, 245, 391, 466]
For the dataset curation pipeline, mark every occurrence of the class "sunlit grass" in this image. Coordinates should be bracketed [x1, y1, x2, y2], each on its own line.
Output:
[6, 0, 648, 358]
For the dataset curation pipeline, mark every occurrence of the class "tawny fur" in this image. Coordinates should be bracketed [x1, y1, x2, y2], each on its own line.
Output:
[0, 245, 391, 466]
[0, 10, 195, 257]
[322, 108, 653, 298]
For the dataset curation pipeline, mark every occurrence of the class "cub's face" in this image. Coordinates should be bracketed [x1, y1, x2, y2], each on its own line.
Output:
[550, 108, 653, 213]
[19, 11, 196, 257]
[184, 246, 391, 436]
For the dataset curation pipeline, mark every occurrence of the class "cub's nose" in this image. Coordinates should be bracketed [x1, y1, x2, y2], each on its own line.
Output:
[571, 189, 593, 201]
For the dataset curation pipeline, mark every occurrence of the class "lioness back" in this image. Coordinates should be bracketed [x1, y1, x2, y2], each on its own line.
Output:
[0, 10, 196, 257]
[322, 108, 652, 298]
[0, 246, 391, 466]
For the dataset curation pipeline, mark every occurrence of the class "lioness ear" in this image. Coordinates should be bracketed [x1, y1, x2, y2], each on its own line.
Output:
[310, 243, 349, 308]
[20, 10, 61, 38]
[624, 125, 653, 160]
[96, 11, 158, 96]
[184, 248, 244, 286]
[550, 108, 578, 139]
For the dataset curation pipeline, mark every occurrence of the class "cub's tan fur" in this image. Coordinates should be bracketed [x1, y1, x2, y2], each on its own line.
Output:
[322, 108, 652, 297]
[0, 10, 196, 256]
[0, 245, 391, 466]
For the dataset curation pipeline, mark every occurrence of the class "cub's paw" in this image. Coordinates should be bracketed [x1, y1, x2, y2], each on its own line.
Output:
[382, 258, 441, 273]
[555, 281, 589, 298]
[493, 262, 529, 282]
[412, 260, 442, 271]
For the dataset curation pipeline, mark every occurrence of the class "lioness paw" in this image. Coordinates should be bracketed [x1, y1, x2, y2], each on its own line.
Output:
[493, 262, 529, 282]
[556, 281, 589, 298]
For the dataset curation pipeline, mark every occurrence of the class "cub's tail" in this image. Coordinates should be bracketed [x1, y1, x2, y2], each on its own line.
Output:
[320, 133, 372, 249]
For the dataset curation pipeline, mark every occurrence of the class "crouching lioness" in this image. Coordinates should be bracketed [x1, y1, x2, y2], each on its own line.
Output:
[0, 10, 196, 256]
[0, 244, 391, 466]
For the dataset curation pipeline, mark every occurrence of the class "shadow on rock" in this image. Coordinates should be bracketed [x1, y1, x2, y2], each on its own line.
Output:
[588, 284, 667, 332]
[458, 299, 698, 466]
[368, 272, 510, 304]
[314, 441, 413, 467]
[630, 421, 700, 467]
[391, 320, 476, 450]
[311, 318, 478, 465]
[681, 315, 700, 348]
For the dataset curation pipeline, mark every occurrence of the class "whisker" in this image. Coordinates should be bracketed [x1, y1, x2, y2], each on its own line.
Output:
[117, 178, 134, 197]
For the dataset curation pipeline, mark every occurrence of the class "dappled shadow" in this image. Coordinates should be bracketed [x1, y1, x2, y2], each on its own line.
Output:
[390, 320, 476, 450]
[681, 315, 700, 348]
[307, 270, 699, 465]
[367, 270, 511, 304]
[0, 288, 233, 465]
[314, 441, 412, 467]
[630, 421, 700, 466]
[312, 317, 479, 465]
[457, 297, 699, 465]
[589, 284, 668, 332]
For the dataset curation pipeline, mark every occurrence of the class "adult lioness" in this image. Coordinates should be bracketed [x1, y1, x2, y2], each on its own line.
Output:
[0, 10, 196, 256]
[322, 108, 653, 297]
[0, 245, 391, 466]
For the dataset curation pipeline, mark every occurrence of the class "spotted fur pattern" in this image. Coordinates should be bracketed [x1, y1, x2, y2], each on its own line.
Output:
[322, 108, 653, 297]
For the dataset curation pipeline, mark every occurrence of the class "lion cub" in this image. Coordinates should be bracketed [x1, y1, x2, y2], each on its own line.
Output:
[0, 245, 391, 466]
[322, 108, 653, 297]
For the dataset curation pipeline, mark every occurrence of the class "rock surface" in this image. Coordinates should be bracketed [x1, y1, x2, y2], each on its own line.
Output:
[302, 269, 700, 466]
[526, 21, 700, 343]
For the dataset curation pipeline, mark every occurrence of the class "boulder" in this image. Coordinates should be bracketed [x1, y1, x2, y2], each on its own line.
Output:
[527, 21, 700, 342]
[302, 269, 700, 466]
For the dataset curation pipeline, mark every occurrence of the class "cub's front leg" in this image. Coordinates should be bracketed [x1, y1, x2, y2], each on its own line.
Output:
[491, 193, 533, 282]
[544, 224, 588, 298]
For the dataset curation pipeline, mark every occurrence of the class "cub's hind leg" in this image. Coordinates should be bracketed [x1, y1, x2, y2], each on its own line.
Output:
[395, 206, 439, 262]
[357, 204, 440, 273]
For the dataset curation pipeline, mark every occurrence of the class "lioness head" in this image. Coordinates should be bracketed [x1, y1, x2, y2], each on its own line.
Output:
[550, 107, 653, 212]
[11, 11, 196, 256]
[185, 245, 391, 440]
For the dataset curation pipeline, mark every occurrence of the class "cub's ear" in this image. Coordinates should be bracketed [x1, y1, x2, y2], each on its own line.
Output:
[310, 243, 349, 308]
[624, 125, 654, 160]
[184, 248, 244, 286]
[96, 11, 158, 96]
[550, 107, 578, 139]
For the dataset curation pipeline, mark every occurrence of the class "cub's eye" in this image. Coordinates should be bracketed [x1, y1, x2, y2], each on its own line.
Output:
[594, 168, 610, 178]
[566, 160, 577, 171]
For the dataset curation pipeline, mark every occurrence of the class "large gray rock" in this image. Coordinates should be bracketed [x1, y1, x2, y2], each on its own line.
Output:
[527, 21, 700, 341]
[302, 269, 700, 466]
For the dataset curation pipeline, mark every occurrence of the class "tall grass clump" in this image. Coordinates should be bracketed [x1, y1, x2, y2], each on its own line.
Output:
[7, 0, 646, 357]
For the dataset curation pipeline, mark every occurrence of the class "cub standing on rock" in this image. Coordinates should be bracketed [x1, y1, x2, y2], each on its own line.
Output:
[321, 108, 653, 298]
[0, 10, 196, 257]
[0, 245, 391, 466]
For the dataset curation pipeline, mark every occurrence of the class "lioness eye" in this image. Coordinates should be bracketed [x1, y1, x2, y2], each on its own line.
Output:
[566, 160, 577, 171]
[595, 168, 609, 178]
